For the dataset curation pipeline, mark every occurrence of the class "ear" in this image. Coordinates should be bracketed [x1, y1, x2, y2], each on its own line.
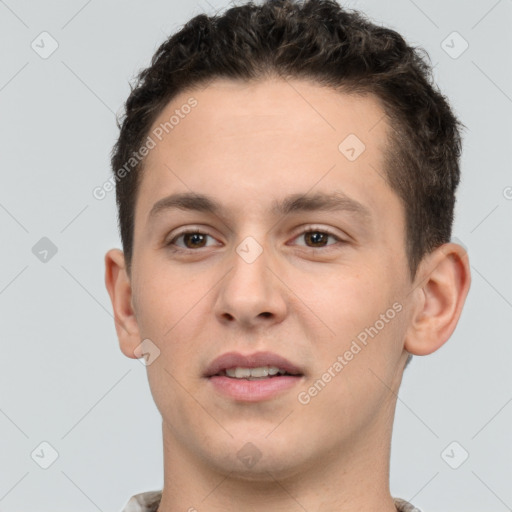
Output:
[104, 249, 141, 359]
[404, 242, 471, 356]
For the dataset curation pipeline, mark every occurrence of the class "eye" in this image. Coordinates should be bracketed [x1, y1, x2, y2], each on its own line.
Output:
[166, 227, 346, 253]
[291, 228, 344, 249]
[167, 230, 220, 251]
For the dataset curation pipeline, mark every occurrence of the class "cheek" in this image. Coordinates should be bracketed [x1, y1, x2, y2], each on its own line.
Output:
[305, 268, 405, 373]
[133, 283, 171, 337]
[132, 265, 214, 370]
[303, 268, 386, 332]
[132, 261, 201, 334]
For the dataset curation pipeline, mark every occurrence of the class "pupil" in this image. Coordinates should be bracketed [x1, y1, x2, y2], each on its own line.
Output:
[185, 233, 206, 248]
[306, 231, 327, 247]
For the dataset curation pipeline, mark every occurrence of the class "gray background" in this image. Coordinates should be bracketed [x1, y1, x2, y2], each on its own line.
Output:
[0, 0, 511, 510]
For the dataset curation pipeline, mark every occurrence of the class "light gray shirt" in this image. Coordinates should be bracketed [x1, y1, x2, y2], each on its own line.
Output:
[120, 490, 422, 511]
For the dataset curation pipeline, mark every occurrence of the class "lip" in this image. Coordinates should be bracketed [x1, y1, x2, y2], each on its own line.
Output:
[204, 351, 305, 402]
[204, 351, 303, 377]
[208, 375, 302, 402]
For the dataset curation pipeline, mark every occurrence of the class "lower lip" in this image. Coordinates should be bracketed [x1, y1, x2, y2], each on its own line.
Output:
[208, 375, 302, 401]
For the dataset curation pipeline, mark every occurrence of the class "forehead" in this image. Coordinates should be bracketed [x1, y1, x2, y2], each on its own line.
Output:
[146, 78, 388, 162]
[136, 77, 403, 238]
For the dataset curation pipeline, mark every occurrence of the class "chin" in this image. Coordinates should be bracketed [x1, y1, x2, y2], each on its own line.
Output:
[199, 432, 311, 482]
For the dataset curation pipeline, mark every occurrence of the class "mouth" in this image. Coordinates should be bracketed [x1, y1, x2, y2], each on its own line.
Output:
[204, 351, 304, 379]
[214, 365, 302, 380]
[204, 351, 305, 402]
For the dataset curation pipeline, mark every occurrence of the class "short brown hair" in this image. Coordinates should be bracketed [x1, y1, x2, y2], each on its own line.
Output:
[111, 0, 464, 282]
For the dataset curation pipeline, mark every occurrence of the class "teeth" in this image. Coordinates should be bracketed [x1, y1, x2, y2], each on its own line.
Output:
[235, 367, 251, 378]
[225, 366, 284, 379]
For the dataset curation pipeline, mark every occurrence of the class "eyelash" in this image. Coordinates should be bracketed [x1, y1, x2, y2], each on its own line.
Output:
[166, 227, 346, 253]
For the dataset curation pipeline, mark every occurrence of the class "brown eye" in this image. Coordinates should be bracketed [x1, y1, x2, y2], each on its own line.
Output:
[303, 231, 330, 247]
[168, 231, 219, 251]
[294, 229, 341, 249]
[182, 232, 207, 248]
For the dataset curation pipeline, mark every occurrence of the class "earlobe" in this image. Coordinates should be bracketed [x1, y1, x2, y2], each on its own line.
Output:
[104, 249, 141, 359]
[404, 242, 471, 356]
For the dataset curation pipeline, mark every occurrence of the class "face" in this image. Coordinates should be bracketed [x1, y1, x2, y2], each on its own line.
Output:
[122, 78, 417, 478]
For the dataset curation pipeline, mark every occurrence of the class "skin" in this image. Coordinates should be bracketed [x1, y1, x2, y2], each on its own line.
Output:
[105, 78, 471, 512]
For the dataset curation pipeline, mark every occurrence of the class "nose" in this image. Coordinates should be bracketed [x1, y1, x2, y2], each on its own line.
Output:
[214, 240, 288, 328]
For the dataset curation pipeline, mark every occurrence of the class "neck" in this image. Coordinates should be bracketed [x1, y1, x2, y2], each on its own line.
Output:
[157, 411, 398, 512]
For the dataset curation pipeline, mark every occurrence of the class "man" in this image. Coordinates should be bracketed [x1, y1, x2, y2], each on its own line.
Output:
[105, 1, 471, 511]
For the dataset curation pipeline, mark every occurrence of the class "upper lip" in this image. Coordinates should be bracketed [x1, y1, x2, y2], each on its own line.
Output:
[204, 351, 304, 377]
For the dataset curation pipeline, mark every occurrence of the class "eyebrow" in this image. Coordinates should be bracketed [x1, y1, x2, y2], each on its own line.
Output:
[148, 191, 373, 223]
